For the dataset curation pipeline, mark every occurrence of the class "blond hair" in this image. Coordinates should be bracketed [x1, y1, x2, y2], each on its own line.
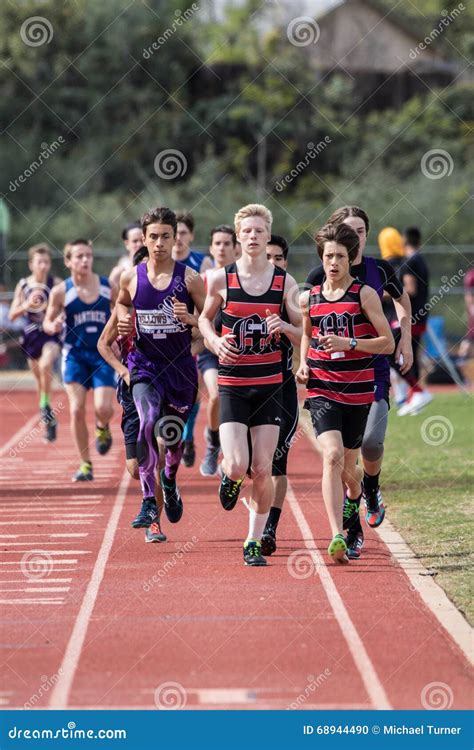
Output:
[28, 243, 51, 262]
[234, 204, 273, 235]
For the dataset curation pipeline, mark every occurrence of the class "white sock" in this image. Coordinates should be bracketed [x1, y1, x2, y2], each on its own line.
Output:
[246, 508, 269, 543]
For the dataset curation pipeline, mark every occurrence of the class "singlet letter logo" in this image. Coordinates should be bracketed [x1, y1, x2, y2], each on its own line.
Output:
[318, 312, 354, 347]
[233, 314, 278, 354]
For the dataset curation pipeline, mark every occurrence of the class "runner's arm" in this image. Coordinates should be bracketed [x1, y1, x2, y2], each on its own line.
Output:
[97, 309, 128, 382]
[200, 256, 214, 272]
[295, 292, 311, 383]
[116, 270, 135, 336]
[198, 269, 239, 362]
[8, 281, 27, 321]
[43, 282, 66, 335]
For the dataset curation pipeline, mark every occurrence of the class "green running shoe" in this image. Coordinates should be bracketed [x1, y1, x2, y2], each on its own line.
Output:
[95, 424, 112, 455]
[328, 533, 348, 564]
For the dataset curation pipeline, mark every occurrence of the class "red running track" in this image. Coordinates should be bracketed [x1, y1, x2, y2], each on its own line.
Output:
[0, 391, 471, 710]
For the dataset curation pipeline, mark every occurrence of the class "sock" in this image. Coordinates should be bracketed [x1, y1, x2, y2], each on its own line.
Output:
[164, 444, 183, 483]
[363, 472, 380, 496]
[80, 461, 92, 473]
[267, 506, 281, 530]
[207, 428, 220, 448]
[182, 402, 200, 442]
[246, 508, 269, 543]
[40, 393, 50, 409]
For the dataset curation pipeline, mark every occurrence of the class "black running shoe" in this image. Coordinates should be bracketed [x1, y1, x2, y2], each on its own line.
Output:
[219, 474, 243, 511]
[132, 497, 158, 528]
[72, 462, 93, 482]
[181, 440, 195, 467]
[41, 406, 57, 442]
[145, 521, 167, 543]
[343, 496, 361, 533]
[346, 529, 364, 559]
[160, 469, 183, 523]
[243, 540, 267, 566]
[261, 526, 277, 556]
[95, 424, 112, 455]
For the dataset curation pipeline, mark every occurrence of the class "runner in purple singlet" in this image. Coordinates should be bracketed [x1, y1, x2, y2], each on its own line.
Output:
[116, 207, 206, 529]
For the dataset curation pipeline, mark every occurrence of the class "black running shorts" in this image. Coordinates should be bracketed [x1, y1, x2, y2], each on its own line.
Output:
[219, 384, 282, 428]
[306, 396, 371, 450]
[272, 377, 299, 476]
[117, 378, 140, 457]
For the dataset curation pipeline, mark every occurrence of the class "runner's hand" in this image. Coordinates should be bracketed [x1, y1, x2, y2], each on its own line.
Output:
[296, 363, 310, 384]
[172, 296, 194, 325]
[214, 333, 240, 363]
[265, 308, 282, 341]
[117, 314, 134, 336]
[395, 336, 413, 374]
[51, 312, 65, 335]
[318, 335, 348, 353]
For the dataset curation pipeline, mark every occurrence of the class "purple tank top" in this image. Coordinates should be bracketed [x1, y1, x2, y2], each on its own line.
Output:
[364, 257, 390, 400]
[132, 261, 193, 362]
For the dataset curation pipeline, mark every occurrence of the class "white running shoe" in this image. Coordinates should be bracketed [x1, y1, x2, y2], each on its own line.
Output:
[397, 390, 433, 416]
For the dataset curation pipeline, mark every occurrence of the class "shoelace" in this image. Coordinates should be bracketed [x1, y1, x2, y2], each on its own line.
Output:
[226, 478, 241, 497]
[343, 500, 359, 520]
[247, 543, 261, 557]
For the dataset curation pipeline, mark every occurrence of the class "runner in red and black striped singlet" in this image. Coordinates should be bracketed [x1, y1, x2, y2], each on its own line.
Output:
[307, 280, 377, 406]
[218, 262, 286, 387]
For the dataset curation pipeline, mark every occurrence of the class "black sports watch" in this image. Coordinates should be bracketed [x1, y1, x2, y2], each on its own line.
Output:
[349, 338, 358, 350]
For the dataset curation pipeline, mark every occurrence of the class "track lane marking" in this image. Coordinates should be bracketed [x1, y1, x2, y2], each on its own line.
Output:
[286, 480, 392, 710]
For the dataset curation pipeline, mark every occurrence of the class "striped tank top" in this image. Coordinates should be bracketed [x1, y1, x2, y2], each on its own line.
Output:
[218, 262, 286, 387]
[307, 281, 376, 405]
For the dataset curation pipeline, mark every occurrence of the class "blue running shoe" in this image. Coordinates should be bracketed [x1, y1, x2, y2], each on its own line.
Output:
[145, 521, 167, 543]
[132, 497, 158, 528]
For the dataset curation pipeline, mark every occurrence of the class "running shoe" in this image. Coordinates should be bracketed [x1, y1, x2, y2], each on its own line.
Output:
[342, 496, 361, 533]
[41, 406, 57, 442]
[363, 487, 385, 528]
[95, 424, 112, 455]
[328, 533, 349, 564]
[219, 474, 243, 511]
[199, 433, 219, 476]
[260, 526, 277, 556]
[397, 390, 433, 416]
[160, 469, 183, 523]
[72, 462, 93, 482]
[132, 497, 158, 528]
[243, 540, 267, 566]
[346, 529, 364, 559]
[181, 440, 195, 467]
[145, 521, 167, 543]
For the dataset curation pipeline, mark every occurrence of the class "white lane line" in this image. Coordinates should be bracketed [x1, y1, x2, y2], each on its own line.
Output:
[0, 550, 90, 555]
[286, 481, 392, 710]
[0, 560, 78, 566]
[0, 596, 64, 606]
[0, 415, 40, 457]
[376, 519, 473, 664]
[0, 521, 92, 525]
[0, 587, 70, 593]
[49, 469, 131, 709]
